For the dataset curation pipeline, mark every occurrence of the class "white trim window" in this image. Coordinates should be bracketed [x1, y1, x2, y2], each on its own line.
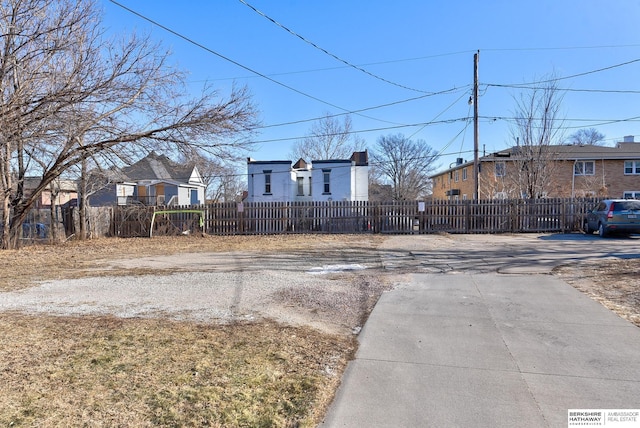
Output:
[297, 177, 304, 196]
[624, 160, 640, 175]
[495, 162, 506, 178]
[322, 169, 331, 194]
[574, 161, 594, 176]
[623, 191, 640, 199]
[263, 170, 272, 194]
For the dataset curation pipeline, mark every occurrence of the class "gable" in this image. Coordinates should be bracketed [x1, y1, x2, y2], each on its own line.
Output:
[122, 152, 197, 185]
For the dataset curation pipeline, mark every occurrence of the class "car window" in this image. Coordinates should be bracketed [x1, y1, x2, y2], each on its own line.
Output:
[613, 201, 640, 211]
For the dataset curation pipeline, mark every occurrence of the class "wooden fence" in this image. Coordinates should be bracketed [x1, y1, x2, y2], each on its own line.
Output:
[109, 198, 598, 238]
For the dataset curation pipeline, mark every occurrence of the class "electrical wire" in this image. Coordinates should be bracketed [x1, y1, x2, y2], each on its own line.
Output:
[486, 57, 640, 87]
[255, 86, 469, 130]
[107, 0, 407, 126]
[238, 0, 432, 94]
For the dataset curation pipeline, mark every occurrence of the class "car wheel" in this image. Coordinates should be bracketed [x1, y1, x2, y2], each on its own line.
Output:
[598, 223, 608, 238]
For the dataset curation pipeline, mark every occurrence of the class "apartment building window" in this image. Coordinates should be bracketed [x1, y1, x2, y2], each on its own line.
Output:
[263, 170, 272, 194]
[624, 160, 640, 175]
[623, 191, 640, 199]
[495, 162, 506, 177]
[462, 168, 468, 181]
[574, 161, 594, 176]
[297, 177, 304, 196]
[454, 170, 459, 182]
[323, 169, 331, 194]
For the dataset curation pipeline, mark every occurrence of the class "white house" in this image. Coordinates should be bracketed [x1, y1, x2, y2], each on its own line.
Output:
[246, 151, 369, 202]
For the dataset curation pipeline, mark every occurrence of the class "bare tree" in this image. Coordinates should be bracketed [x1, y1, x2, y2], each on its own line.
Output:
[370, 134, 438, 201]
[184, 154, 245, 202]
[0, 0, 258, 248]
[290, 113, 365, 161]
[509, 75, 566, 199]
[567, 128, 605, 146]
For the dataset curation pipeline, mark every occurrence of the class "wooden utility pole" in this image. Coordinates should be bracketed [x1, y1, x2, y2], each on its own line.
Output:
[473, 50, 480, 200]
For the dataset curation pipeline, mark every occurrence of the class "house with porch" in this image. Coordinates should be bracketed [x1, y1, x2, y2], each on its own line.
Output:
[430, 136, 640, 200]
[89, 152, 206, 206]
[246, 151, 369, 202]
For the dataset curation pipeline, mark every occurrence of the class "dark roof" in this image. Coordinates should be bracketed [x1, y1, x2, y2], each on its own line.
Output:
[246, 158, 292, 165]
[122, 152, 195, 183]
[431, 142, 640, 178]
[483, 143, 640, 161]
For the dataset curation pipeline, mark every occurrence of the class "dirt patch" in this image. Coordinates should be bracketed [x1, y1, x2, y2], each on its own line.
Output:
[0, 235, 387, 427]
[554, 258, 640, 328]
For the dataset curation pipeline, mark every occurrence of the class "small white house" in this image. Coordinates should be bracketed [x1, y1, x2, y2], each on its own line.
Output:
[246, 151, 369, 202]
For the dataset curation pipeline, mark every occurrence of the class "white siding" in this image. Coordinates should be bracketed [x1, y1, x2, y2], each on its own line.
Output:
[247, 156, 368, 202]
[247, 161, 293, 202]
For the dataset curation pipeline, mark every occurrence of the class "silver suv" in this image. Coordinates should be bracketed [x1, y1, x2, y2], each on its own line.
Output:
[585, 199, 640, 237]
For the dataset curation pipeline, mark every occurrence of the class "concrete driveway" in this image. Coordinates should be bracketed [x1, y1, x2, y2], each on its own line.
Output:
[322, 234, 640, 427]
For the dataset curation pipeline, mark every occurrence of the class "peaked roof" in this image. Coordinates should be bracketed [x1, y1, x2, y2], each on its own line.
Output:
[122, 152, 196, 183]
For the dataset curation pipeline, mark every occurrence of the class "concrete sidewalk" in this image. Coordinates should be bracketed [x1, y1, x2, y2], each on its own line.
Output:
[321, 274, 640, 427]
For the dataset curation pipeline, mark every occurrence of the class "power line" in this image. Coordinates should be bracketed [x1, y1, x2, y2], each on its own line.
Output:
[486, 57, 640, 87]
[107, 0, 405, 126]
[238, 0, 431, 94]
[484, 84, 640, 94]
[254, 86, 469, 131]
[248, 117, 471, 145]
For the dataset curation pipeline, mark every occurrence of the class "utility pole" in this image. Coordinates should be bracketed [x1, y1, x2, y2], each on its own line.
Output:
[473, 50, 480, 200]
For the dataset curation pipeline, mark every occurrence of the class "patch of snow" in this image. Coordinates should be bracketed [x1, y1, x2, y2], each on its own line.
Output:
[307, 264, 367, 275]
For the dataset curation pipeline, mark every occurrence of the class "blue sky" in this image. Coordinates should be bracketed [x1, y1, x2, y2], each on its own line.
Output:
[101, 1, 640, 172]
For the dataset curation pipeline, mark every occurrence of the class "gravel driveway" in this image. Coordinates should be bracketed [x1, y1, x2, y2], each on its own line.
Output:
[1, 233, 638, 335]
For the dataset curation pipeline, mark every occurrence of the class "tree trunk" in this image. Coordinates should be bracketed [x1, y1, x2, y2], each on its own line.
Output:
[49, 182, 58, 242]
[79, 157, 87, 240]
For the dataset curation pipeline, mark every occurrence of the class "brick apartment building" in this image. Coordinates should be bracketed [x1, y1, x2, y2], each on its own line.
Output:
[431, 136, 640, 200]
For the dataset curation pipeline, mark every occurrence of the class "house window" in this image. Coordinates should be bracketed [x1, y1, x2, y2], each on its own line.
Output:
[454, 170, 459, 182]
[322, 169, 331, 194]
[624, 160, 640, 175]
[297, 177, 304, 196]
[462, 168, 468, 181]
[623, 191, 640, 199]
[495, 162, 506, 177]
[574, 161, 594, 176]
[264, 170, 272, 194]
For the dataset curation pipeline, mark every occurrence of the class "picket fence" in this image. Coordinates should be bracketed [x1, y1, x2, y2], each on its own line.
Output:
[110, 198, 597, 238]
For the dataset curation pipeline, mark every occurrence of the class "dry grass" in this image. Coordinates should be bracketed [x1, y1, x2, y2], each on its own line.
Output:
[0, 235, 380, 427]
[0, 314, 355, 427]
[555, 258, 640, 328]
